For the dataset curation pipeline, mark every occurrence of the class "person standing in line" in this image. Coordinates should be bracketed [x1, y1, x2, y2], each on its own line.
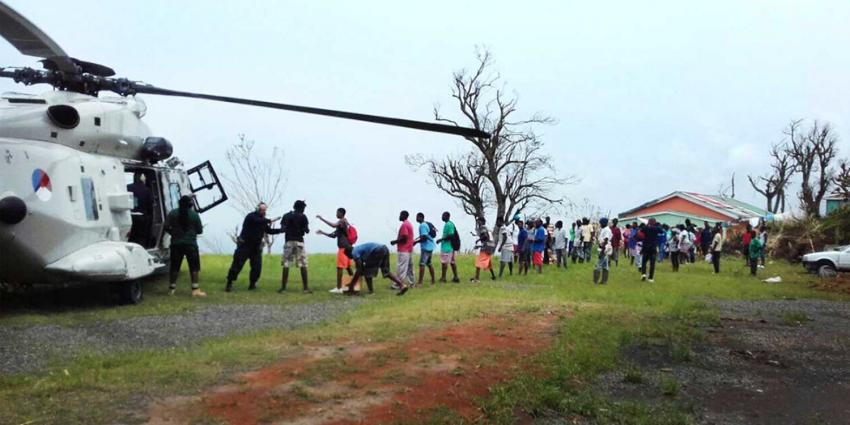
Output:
[390, 210, 415, 288]
[640, 218, 662, 282]
[610, 218, 622, 267]
[471, 216, 496, 282]
[279, 200, 312, 294]
[516, 220, 530, 275]
[568, 221, 577, 263]
[748, 228, 763, 276]
[435, 211, 460, 283]
[700, 221, 713, 257]
[553, 220, 568, 268]
[657, 224, 668, 263]
[533, 219, 547, 273]
[758, 224, 768, 268]
[165, 195, 206, 297]
[676, 224, 692, 266]
[510, 214, 521, 267]
[668, 228, 681, 272]
[316, 207, 354, 294]
[742, 224, 753, 266]
[622, 223, 631, 260]
[344, 243, 409, 296]
[496, 216, 515, 278]
[543, 217, 553, 265]
[593, 217, 613, 284]
[226, 202, 284, 292]
[581, 217, 593, 263]
[633, 223, 644, 271]
[710, 224, 723, 274]
[412, 212, 436, 286]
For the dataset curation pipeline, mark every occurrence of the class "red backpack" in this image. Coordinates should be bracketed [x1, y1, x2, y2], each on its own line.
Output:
[347, 224, 358, 245]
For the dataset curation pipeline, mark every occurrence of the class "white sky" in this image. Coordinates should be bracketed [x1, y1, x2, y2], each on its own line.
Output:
[3, 0, 850, 253]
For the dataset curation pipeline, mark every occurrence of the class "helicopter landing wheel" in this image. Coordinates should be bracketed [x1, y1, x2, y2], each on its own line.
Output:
[121, 280, 143, 305]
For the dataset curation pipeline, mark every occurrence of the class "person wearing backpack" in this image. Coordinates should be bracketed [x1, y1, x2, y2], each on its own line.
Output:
[317, 207, 356, 294]
[413, 212, 436, 286]
[390, 210, 415, 288]
[435, 211, 460, 283]
[471, 216, 497, 282]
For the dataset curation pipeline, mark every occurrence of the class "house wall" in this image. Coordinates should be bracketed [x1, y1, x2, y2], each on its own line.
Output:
[628, 196, 730, 221]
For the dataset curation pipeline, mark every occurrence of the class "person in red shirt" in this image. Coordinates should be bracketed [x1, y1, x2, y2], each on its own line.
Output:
[610, 218, 622, 266]
[741, 224, 753, 266]
[390, 210, 415, 287]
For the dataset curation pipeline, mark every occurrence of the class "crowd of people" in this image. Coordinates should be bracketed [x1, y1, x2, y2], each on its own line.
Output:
[163, 199, 770, 296]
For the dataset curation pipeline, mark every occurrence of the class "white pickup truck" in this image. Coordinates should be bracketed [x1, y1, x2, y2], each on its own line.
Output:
[801, 245, 850, 277]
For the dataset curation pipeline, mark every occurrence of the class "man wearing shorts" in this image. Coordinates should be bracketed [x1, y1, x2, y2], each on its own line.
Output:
[279, 200, 312, 294]
[532, 219, 546, 273]
[390, 210, 415, 287]
[345, 243, 409, 296]
[435, 211, 460, 283]
[413, 212, 436, 285]
[317, 207, 354, 294]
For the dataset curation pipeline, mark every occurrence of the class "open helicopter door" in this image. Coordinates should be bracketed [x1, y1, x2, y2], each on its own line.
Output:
[187, 161, 228, 212]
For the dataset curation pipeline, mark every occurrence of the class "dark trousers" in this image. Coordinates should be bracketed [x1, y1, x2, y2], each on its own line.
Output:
[227, 243, 263, 284]
[712, 251, 721, 273]
[641, 246, 657, 279]
[555, 249, 565, 267]
[670, 250, 680, 272]
[750, 258, 758, 276]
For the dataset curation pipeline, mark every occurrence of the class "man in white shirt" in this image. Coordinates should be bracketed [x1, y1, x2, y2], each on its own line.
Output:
[553, 220, 568, 268]
[496, 216, 515, 277]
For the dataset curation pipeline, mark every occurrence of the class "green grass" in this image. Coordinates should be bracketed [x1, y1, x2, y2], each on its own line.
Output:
[0, 254, 843, 424]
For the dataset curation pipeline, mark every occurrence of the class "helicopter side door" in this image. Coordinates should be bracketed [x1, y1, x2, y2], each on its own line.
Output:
[186, 161, 228, 212]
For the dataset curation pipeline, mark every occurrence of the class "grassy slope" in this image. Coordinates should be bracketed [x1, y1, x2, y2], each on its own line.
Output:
[0, 254, 840, 424]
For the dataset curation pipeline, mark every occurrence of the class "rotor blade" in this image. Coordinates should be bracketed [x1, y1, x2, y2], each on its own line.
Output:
[0, 1, 76, 73]
[132, 85, 490, 139]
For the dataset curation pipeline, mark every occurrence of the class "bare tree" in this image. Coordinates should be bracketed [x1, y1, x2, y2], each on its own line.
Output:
[410, 48, 572, 225]
[407, 151, 490, 220]
[748, 142, 794, 213]
[785, 120, 838, 218]
[833, 159, 850, 200]
[223, 134, 287, 253]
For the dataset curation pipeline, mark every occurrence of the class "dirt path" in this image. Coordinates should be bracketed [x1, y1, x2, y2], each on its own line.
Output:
[146, 311, 563, 425]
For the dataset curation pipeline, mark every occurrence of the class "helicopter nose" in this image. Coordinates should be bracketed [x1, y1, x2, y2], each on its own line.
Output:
[0, 196, 27, 225]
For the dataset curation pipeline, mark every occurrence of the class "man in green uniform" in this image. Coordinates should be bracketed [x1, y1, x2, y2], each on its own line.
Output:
[165, 195, 206, 297]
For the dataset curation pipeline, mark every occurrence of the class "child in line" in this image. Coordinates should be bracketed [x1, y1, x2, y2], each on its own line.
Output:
[593, 217, 613, 284]
[518, 221, 532, 275]
[748, 228, 763, 276]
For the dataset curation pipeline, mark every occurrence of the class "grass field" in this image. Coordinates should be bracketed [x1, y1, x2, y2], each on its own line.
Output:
[0, 253, 842, 424]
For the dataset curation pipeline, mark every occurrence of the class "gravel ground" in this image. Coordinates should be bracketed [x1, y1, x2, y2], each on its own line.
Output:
[0, 299, 362, 375]
[595, 299, 850, 425]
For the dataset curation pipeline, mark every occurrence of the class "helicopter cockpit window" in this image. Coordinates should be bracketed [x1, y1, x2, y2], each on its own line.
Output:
[168, 183, 181, 211]
[81, 177, 99, 221]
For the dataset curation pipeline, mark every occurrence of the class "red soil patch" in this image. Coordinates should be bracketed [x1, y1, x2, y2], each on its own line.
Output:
[809, 273, 850, 295]
[146, 311, 562, 425]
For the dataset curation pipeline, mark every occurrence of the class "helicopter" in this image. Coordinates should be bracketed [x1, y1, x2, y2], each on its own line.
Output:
[0, 2, 489, 304]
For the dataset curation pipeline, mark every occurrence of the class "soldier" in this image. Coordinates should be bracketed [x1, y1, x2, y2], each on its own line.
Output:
[165, 196, 206, 297]
[127, 172, 153, 247]
[225, 202, 283, 292]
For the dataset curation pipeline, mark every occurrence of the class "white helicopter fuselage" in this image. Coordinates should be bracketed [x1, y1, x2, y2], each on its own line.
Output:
[0, 91, 221, 288]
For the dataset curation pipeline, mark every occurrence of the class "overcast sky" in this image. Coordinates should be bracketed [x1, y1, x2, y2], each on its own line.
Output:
[3, 0, 850, 253]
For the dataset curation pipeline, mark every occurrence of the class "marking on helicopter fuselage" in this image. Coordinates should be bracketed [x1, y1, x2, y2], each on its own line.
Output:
[32, 169, 52, 202]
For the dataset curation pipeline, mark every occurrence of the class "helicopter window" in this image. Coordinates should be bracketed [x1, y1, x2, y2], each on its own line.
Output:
[81, 177, 99, 221]
[94, 117, 101, 126]
[168, 183, 181, 211]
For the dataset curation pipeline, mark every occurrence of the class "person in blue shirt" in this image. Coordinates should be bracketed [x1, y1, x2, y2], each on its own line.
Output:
[533, 219, 547, 273]
[516, 220, 529, 275]
[345, 243, 408, 296]
[412, 212, 436, 286]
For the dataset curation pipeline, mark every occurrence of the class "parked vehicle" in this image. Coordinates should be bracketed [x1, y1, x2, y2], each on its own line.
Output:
[801, 245, 850, 277]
